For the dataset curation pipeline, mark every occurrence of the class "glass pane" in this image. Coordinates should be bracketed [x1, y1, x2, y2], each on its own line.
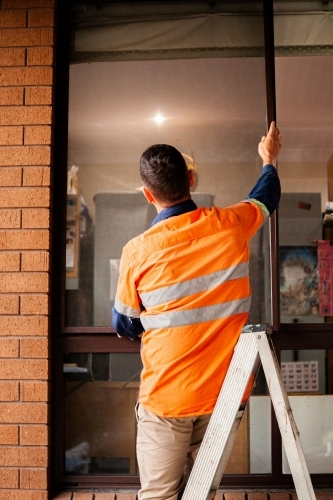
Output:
[249, 396, 271, 474]
[64, 352, 142, 475]
[65, 1, 269, 328]
[65, 0, 269, 479]
[282, 395, 333, 474]
[281, 349, 333, 474]
[64, 351, 271, 476]
[275, 4, 333, 324]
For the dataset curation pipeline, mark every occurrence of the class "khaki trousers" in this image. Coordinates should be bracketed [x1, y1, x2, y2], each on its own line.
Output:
[136, 404, 211, 500]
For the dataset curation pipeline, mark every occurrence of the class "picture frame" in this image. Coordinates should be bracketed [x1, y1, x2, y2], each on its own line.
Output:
[66, 194, 80, 278]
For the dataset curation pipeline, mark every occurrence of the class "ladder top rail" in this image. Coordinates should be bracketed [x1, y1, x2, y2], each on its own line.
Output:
[241, 323, 272, 335]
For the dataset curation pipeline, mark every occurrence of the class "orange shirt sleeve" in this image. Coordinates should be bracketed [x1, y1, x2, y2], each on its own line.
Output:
[229, 201, 266, 240]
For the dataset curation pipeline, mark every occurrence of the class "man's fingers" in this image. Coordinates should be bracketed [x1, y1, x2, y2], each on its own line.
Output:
[267, 121, 275, 136]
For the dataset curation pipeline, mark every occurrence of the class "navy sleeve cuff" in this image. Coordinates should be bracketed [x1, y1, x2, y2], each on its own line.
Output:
[112, 307, 144, 341]
[246, 164, 281, 215]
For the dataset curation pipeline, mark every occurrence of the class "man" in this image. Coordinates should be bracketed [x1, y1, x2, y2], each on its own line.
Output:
[112, 122, 282, 500]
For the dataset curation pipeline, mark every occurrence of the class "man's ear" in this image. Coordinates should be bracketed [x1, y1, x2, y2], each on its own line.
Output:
[142, 186, 155, 204]
[188, 169, 195, 187]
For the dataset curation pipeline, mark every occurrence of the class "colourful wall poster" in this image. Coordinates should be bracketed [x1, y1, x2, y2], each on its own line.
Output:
[280, 246, 319, 316]
[318, 240, 333, 316]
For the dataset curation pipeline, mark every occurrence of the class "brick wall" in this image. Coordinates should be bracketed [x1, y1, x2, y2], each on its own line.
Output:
[0, 0, 55, 498]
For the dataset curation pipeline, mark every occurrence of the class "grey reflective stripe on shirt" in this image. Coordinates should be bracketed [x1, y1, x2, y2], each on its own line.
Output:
[139, 261, 249, 308]
[246, 198, 269, 217]
[140, 296, 251, 330]
[114, 296, 141, 318]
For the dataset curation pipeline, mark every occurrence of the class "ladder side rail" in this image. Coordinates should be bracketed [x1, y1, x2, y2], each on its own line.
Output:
[256, 333, 316, 500]
[209, 411, 244, 494]
[182, 329, 261, 500]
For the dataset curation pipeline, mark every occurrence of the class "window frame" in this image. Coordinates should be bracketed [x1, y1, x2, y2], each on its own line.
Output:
[51, 0, 333, 492]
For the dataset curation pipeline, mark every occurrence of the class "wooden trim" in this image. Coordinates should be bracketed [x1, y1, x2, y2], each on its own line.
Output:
[63, 335, 141, 352]
[51, 0, 72, 489]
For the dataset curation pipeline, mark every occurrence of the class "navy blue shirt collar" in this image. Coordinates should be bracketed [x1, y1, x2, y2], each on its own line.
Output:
[151, 198, 198, 226]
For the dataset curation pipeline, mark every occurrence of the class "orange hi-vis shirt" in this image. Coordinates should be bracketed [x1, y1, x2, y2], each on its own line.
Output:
[114, 201, 266, 417]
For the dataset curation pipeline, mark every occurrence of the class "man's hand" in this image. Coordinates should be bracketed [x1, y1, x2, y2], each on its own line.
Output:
[258, 121, 282, 168]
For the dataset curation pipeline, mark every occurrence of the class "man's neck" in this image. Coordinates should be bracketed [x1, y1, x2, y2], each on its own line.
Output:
[154, 195, 192, 214]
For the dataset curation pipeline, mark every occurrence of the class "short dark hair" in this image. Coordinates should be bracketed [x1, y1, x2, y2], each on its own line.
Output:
[140, 144, 190, 204]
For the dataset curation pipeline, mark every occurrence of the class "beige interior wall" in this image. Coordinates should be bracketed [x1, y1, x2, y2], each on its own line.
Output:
[279, 161, 328, 213]
[76, 158, 262, 222]
[77, 159, 328, 222]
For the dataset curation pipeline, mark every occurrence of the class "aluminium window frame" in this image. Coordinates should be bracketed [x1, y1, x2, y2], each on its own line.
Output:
[51, 0, 333, 492]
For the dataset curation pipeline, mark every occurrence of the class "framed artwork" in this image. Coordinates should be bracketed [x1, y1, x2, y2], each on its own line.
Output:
[280, 246, 319, 316]
[66, 195, 80, 278]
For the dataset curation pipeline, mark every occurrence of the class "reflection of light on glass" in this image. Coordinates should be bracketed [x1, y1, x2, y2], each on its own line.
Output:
[153, 113, 165, 124]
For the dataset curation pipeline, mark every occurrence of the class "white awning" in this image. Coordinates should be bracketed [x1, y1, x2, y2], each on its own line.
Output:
[71, 3, 333, 62]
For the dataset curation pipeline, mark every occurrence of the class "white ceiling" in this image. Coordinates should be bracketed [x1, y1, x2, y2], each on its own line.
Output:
[67, 54, 333, 168]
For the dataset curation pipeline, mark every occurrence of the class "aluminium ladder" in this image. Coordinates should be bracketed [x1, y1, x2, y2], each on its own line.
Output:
[181, 324, 316, 500]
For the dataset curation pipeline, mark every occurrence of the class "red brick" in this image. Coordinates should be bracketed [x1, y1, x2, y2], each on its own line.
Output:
[0, 359, 48, 380]
[0, 10, 26, 28]
[224, 494, 246, 500]
[0, 106, 52, 125]
[23, 166, 50, 185]
[0, 209, 21, 228]
[20, 468, 47, 489]
[28, 8, 54, 27]
[2, 0, 54, 7]
[0, 48, 25, 66]
[315, 494, 333, 500]
[21, 381, 49, 401]
[0, 491, 47, 500]
[20, 294, 49, 315]
[0, 228, 51, 250]
[0, 337, 20, 355]
[0, 67, 52, 86]
[0, 251, 20, 270]
[0, 295, 20, 315]
[269, 494, 291, 500]
[0, 167, 22, 186]
[0, 87, 24, 105]
[0, 146, 50, 166]
[0, 381, 19, 401]
[95, 494, 116, 500]
[73, 494, 93, 500]
[21, 251, 49, 271]
[0, 468, 19, 488]
[0, 28, 53, 48]
[52, 493, 73, 500]
[0, 315, 48, 336]
[25, 86, 52, 105]
[21, 338, 49, 359]
[24, 125, 51, 145]
[0, 127, 23, 145]
[0, 189, 50, 209]
[0, 403, 48, 425]
[0, 273, 49, 293]
[0, 445, 48, 466]
[20, 424, 48, 445]
[115, 495, 137, 500]
[27, 46, 53, 66]
[0, 424, 19, 445]
[22, 208, 50, 228]
[247, 494, 268, 500]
